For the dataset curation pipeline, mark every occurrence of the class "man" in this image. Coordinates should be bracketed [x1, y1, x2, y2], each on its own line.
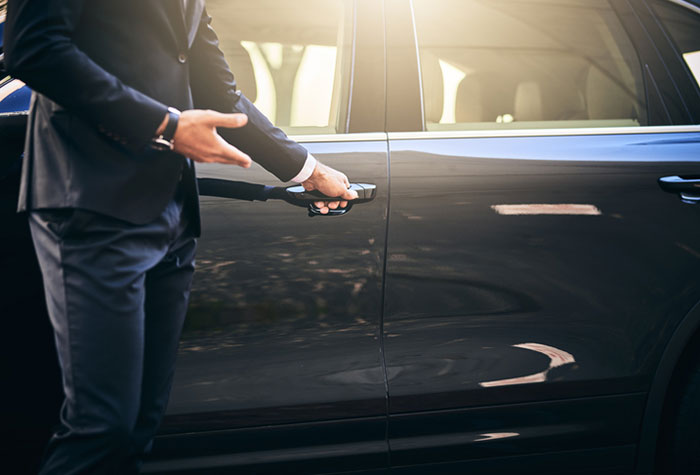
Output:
[3, 0, 357, 473]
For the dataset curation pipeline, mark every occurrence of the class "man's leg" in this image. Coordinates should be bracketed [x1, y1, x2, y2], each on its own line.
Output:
[30, 209, 168, 475]
[131, 229, 196, 464]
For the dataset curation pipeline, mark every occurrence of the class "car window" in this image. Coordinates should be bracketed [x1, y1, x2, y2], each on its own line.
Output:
[412, 0, 647, 131]
[206, 0, 353, 135]
[651, 0, 700, 89]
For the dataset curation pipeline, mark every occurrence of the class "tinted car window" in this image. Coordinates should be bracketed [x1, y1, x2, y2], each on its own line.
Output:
[413, 0, 647, 131]
[651, 0, 700, 89]
[206, 0, 352, 135]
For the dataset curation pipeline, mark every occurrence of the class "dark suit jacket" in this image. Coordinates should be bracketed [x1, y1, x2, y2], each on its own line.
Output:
[3, 0, 308, 229]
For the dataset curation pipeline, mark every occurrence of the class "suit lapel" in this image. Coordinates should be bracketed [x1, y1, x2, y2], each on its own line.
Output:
[162, 0, 204, 51]
[162, 0, 187, 50]
[183, 0, 205, 49]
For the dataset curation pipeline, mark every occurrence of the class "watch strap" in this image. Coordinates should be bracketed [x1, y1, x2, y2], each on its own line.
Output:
[162, 107, 180, 142]
[152, 107, 181, 151]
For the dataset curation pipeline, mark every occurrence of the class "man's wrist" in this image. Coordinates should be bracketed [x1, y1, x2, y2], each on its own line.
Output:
[291, 153, 317, 183]
[152, 107, 180, 151]
[155, 113, 169, 137]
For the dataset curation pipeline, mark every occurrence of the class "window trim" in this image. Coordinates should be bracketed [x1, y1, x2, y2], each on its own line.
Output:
[387, 124, 700, 140]
[667, 0, 700, 15]
[290, 132, 387, 143]
[345, 0, 387, 134]
[408, 0, 425, 131]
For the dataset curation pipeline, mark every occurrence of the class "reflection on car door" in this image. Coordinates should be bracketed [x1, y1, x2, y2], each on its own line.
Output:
[383, 0, 700, 472]
[144, 1, 390, 473]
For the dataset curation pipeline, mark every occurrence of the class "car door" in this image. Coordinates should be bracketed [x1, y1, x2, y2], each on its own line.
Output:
[383, 0, 700, 473]
[143, 1, 390, 474]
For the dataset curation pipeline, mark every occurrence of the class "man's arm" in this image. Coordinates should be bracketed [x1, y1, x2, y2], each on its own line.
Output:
[187, 8, 308, 181]
[186, 8, 357, 206]
[3, 0, 167, 151]
[5, 0, 252, 165]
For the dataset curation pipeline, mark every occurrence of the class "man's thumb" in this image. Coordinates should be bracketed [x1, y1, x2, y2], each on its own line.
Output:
[342, 188, 359, 200]
[210, 112, 248, 129]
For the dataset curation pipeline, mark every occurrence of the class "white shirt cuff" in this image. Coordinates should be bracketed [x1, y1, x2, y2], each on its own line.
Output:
[290, 153, 317, 183]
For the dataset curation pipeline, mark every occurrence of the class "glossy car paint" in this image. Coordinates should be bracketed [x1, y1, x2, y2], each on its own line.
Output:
[383, 129, 700, 471]
[381, 0, 700, 473]
[144, 138, 390, 473]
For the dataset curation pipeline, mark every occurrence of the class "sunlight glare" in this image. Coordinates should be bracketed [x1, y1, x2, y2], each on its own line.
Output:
[438, 59, 467, 124]
[241, 41, 277, 121]
[683, 51, 700, 88]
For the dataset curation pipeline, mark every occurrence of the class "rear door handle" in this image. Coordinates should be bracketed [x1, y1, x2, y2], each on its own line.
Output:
[285, 183, 377, 216]
[659, 176, 700, 204]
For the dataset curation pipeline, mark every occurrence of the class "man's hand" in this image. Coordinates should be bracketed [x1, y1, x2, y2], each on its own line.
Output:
[158, 109, 252, 166]
[302, 162, 359, 215]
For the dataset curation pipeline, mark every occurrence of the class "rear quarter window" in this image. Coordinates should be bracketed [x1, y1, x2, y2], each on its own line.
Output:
[413, 0, 647, 131]
[651, 0, 700, 90]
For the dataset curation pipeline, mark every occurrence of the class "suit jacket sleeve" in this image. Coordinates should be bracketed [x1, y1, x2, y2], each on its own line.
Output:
[188, 8, 308, 182]
[3, 0, 168, 152]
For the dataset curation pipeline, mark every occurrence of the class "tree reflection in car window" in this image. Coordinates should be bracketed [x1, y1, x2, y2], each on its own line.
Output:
[206, 0, 353, 135]
[413, 0, 647, 131]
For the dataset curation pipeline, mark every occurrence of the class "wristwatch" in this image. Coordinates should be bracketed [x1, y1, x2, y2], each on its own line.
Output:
[152, 107, 181, 151]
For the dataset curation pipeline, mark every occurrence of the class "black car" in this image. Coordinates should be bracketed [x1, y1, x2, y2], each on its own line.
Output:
[3, 0, 700, 474]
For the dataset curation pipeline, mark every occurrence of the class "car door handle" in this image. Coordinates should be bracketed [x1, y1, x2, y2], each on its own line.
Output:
[658, 176, 700, 204]
[197, 179, 377, 216]
[285, 183, 377, 217]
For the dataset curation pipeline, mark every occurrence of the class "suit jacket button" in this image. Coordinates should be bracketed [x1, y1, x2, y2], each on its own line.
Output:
[178, 53, 188, 64]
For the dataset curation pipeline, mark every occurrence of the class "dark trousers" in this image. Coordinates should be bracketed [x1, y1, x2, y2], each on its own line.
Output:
[29, 188, 196, 474]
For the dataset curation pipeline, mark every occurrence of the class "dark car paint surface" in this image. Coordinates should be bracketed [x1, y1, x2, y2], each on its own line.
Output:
[2, 0, 700, 474]
[383, 131, 700, 470]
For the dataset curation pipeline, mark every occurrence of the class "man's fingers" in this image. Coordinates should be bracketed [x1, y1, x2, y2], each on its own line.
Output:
[340, 188, 359, 201]
[207, 111, 248, 129]
[312, 200, 349, 212]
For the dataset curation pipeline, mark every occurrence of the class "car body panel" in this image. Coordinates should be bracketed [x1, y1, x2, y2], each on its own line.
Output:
[383, 131, 700, 474]
[142, 136, 391, 474]
[382, 0, 700, 471]
[388, 392, 645, 472]
[163, 138, 390, 428]
[384, 128, 700, 408]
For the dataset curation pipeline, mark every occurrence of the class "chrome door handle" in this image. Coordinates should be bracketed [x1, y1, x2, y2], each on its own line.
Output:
[658, 176, 700, 204]
[196, 179, 378, 216]
[285, 183, 377, 217]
